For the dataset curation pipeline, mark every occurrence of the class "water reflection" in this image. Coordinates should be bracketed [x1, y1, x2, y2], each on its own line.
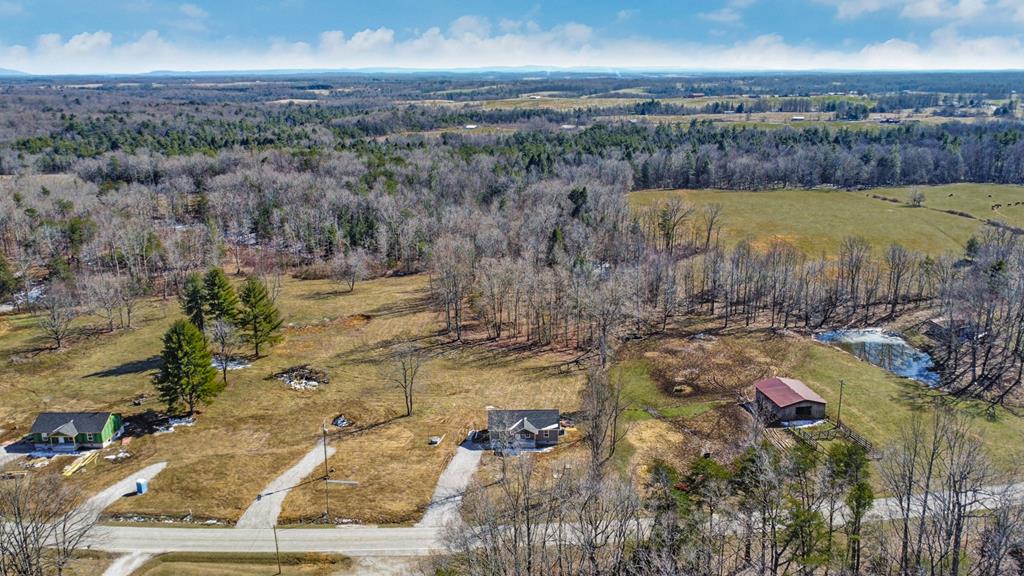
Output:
[815, 328, 940, 386]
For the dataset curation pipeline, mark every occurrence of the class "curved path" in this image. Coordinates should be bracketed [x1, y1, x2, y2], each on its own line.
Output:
[100, 551, 152, 576]
[84, 462, 168, 520]
[236, 438, 335, 528]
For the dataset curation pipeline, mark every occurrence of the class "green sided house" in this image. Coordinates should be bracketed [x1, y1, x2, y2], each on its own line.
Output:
[28, 412, 124, 452]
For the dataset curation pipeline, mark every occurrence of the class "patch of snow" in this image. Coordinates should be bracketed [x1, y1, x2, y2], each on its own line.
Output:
[154, 416, 195, 435]
[212, 356, 251, 371]
[16, 286, 45, 305]
[816, 327, 902, 346]
[779, 419, 826, 429]
[287, 379, 320, 391]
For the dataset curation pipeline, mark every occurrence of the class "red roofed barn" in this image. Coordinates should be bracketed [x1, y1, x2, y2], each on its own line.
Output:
[754, 377, 826, 422]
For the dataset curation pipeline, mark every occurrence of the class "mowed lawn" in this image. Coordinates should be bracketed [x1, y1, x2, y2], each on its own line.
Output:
[629, 188, 984, 256]
[0, 273, 582, 525]
[610, 329, 1024, 475]
[790, 338, 1024, 470]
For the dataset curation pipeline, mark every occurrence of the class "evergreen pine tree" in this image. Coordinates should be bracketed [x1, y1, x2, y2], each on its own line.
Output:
[0, 254, 16, 301]
[155, 320, 220, 416]
[237, 276, 282, 357]
[179, 272, 206, 331]
[203, 268, 238, 324]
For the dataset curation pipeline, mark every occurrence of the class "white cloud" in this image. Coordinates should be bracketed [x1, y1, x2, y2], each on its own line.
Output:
[347, 27, 395, 51]
[4, 15, 1024, 74]
[0, 1, 24, 16]
[699, 0, 758, 25]
[700, 8, 743, 23]
[814, 0, 901, 18]
[449, 16, 491, 39]
[179, 3, 207, 19]
[616, 9, 638, 22]
[998, 0, 1024, 21]
[817, 0, 998, 19]
[900, 0, 987, 18]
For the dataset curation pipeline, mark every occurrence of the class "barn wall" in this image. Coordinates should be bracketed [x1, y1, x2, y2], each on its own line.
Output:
[775, 401, 826, 421]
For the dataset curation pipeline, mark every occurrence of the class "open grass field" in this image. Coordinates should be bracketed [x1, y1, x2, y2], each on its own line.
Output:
[613, 325, 1024, 479]
[0, 273, 582, 525]
[873, 183, 1024, 230]
[64, 551, 116, 576]
[133, 552, 350, 576]
[629, 188, 987, 255]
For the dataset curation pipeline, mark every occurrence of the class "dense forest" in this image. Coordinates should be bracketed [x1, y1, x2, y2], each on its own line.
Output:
[2, 74, 1024, 401]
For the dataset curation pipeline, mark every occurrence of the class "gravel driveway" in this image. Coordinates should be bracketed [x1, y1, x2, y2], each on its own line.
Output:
[84, 461, 168, 521]
[415, 436, 483, 527]
[236, 438, 335, 528]
[101, 552, 152, 576]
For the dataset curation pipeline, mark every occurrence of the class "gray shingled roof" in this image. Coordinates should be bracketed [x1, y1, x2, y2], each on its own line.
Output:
[30, 412, 113, 436]
[488, 409, 560, 432]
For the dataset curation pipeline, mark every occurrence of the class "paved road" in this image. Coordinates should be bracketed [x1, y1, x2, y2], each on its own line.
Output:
[236, 438, 336, 528]
[87, 524, 443, 556]
[82, 481, 1024, 558]
[416, 438, 483, 527]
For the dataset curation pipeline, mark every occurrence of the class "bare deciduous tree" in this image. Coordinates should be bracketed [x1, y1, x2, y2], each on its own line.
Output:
[381, 343, 425, 417]
[206, 318, 240, 386]
[332, 248, 370, 293]
[0, 474, 97, 576]
[37, 284, 77, 349]
[581, 366, 627, 472]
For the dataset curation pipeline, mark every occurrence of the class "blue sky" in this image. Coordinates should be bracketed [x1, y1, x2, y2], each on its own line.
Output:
[1, 0, 1023, 73]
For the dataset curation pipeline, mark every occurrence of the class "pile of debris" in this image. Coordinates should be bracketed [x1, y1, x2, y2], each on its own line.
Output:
[277, 365, 329, 391]
[104, 450, 132, 462]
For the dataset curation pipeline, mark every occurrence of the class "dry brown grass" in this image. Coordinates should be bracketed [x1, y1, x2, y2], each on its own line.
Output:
[134, 552, 348, 576]
[2, 273, 582, 525]
[281, 339, 582, 524]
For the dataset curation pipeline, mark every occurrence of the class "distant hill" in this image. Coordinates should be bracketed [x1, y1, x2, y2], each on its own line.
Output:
[0, 68, 28, 77]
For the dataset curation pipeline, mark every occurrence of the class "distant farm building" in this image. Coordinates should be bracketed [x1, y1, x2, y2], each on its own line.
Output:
[754, 377, 826, 423]
[926, 315, 982, 342]
[486, 409, 561, 451]
[27, 412, 123, 451]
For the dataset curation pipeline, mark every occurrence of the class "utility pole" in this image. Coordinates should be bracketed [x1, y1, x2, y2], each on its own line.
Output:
[273, 524, 281, 575]
[322, 422, 331, 524]
[320, 420, 358, 525]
